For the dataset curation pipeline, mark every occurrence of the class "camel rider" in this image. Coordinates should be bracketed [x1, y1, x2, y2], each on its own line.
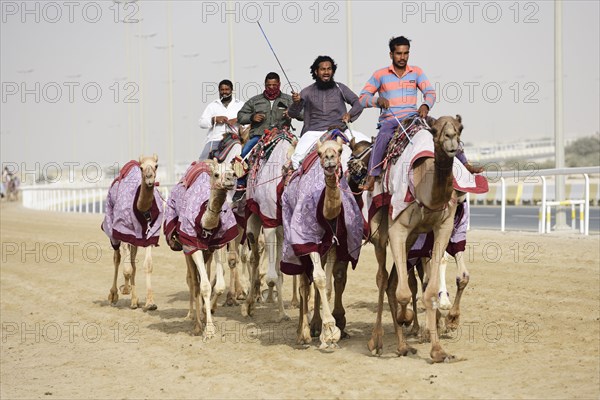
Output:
[288, 55, 368, 169]
[233, 72, 302, 201]
[359, 36, 484, 191]
[198, 79, 245, 161]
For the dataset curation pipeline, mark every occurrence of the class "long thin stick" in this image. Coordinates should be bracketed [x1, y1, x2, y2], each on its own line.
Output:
[256, 21, 293, 89]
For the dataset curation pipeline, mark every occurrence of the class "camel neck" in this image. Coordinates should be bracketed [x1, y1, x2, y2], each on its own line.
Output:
[137, 183, 154, 213]
[202, 188, 227, 230]
[323, 174, 342, 220]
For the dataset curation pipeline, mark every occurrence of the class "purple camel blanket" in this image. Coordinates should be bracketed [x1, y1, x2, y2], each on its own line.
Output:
[163, 161, 238, 255]
[280, 151, 366, 278]
[407, 200, 469, 264]
[101, 160, 164, 249]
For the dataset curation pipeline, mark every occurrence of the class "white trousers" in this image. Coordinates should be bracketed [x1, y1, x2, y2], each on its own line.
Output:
[291, 128, 370, 169]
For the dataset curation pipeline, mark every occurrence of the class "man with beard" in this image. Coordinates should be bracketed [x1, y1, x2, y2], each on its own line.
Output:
[358, 36, 436, 191]
[288, 55, 365, 169]
[198, 79, 245, 160]
[233, 72, 301, 201]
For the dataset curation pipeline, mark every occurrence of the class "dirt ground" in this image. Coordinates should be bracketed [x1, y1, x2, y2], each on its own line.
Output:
[1, 201, 599, 399]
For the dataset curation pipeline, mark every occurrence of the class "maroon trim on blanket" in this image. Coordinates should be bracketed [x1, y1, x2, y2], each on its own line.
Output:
[246, 198, 280, 228]
[411, 150, 435, 167]
[368, 192, 391, 224]
[112, 230, 159, 248]
[446, 240, 466, 257]
[182, 161, 212, 188]
[291, 242, 319, 255]
[178, 203, 239, 254]
[453, 173, 489, 194]
[280, 255, 314, 283]
[300, 151, 319, 174]
[110, 160, 139, 187]
[315, 190, 359, 269]
[163, 217, 179, 250]
[132, 186, 161, 237]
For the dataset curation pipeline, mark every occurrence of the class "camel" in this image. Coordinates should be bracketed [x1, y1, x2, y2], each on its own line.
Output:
[242, 128, 296, 321]
[367, 115, 464, 362]
[164, 159, 239, 339]
[281, 135, 365, 348]
[103, 155, 163, 311]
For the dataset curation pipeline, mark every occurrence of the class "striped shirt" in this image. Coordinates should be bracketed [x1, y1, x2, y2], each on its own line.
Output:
[359, 64, 436, 122]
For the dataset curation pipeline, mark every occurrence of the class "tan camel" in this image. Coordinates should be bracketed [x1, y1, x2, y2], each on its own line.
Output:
[107, 155, 160, 311]
[183, 159, 238, 338]
[369, 115, 463, 362]
[296, 138, 345, 348]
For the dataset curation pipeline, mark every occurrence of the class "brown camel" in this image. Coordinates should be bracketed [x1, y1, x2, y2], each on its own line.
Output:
[368, 115, 463, 362]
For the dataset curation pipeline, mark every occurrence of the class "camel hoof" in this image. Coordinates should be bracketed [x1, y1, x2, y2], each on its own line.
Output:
[430, 344, 454, 363]
[340, 330, 351, 340]
[119, 285, 130, 295]
[397, 344, 417, 357]
[368, 335, 383, 356]
[290, 298, 300, 309]
[241, 303, 253, 317]
[130, 302, 139, 310]
[185, 311, 194, 320]
[261, 288, 278, 303]
[108, 291, 118, 305]
[143, 303, 157, 311]
[310, 325, 321, 338]
[279, 313, 291, 322]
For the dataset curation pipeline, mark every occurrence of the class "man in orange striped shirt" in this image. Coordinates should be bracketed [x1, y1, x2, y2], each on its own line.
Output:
[359, 36, 436, 191]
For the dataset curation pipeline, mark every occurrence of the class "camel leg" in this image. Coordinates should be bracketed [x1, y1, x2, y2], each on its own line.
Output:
[310, 287, 322, 338]
[184, 254, 195, 320]
[185, 254, 203, 335]
[225, 241, 240, 306]
[274, 226, 289, 321]
[388, 222, 420, 356]
[385, 263, 416, 356]
[325, 247, 336, 302]
[210, 247, 226, 313]
[446, 250, 469, 331]
[438, 252, 452, 310]
[407, 262, 421, 337]
[296, 273, 312, 345]
[120, 245, 132, 295]
[332, 260, 349, 338]
[388, 223, 413, 326]
[124, 245, 139, 309]
[108, 248, 121, 305]
[368, 210, 389, 356]
[142, 246, 157, 311]
[291, 276, 299, 308]
[310, 252, 341, 349]
[191, 251, 216, 340]
[237, 235, 250, 300]
[424, 222, 455, 363]
[242, 215, 261, 317]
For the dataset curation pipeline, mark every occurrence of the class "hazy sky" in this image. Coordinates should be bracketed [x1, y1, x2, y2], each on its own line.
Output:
[1, 0, 599, 169]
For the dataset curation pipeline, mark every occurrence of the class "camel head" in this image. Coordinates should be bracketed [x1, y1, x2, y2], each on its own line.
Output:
[209, 158, 236, 191]
[347, 138, 372, 186]
[431, 115, 463, 158]
[138, 154, 158, 189]
[317, 137, 344, 177]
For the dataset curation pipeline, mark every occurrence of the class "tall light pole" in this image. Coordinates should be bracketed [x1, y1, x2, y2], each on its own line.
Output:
[228, 0, 235, 82]
[346, 0, 353, 90]
[554, 0, 568, 229]
[16, 69, 34, 166]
